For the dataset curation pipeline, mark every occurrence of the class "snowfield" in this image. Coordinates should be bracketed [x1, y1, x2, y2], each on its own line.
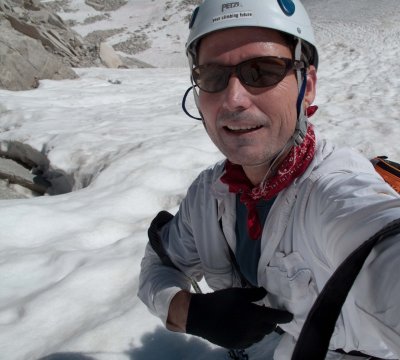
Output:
[0, 0, 399, 359]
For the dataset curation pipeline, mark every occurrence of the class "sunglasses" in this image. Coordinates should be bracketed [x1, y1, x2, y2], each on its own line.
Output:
[192, 56, 305, 93]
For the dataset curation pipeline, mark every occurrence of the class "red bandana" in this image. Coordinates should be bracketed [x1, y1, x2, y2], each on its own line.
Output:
[220, 125, 316, 240]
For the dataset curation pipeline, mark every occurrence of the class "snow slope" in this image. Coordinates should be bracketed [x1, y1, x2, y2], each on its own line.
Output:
[0, 1, 399, 359]
[55, 0, 200, 67]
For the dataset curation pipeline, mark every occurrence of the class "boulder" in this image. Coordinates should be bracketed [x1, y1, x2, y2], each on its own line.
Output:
[99, 42, 124, 68]
[0, 20, 77, 90]
[0, 156, 49, 196]
[0, 0, 97, 91]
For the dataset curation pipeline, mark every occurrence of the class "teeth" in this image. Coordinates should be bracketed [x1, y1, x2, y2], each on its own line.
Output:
[227, 125, 260, 131]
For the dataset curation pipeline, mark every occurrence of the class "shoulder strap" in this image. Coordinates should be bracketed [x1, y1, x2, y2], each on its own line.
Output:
[291, 219, 400, 360]
[148, 211, 179, 270]
[148, 210, 203, 294]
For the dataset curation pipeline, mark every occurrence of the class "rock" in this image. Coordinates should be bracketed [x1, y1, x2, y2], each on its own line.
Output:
[0, 156, 50, 195]
[23, 0, 41, 11]
[0, 0, 98, 91]
[0, 179, 34, 199]
[120, 55, 155, 69]
[0, 140, 74, 195]
[0, 21, 77, 91]
[0, 0, 156, 90]
[85, 0, 127, 12]
[99, 41, 124, 68]
[87, 30, 153, 68]
[113, 33, 151, 55]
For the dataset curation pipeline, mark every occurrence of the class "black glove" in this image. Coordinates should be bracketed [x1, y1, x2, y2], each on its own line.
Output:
[186, 287, 293, 349]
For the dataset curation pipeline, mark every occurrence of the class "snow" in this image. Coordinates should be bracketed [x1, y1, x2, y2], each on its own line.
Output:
[57, 0, 196, 67]
[0, 1, 399, 359]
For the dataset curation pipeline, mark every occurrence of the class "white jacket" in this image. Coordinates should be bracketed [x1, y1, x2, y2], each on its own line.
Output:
[138, 135, 400, 359]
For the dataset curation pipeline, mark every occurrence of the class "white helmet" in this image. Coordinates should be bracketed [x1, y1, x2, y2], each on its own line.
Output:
[186, 0, 318, 68]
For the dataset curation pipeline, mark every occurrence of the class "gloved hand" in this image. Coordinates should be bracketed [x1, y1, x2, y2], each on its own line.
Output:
[186, 287, 293, 349]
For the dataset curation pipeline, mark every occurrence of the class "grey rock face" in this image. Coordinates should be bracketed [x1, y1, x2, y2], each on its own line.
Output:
[0, 0, 97, 90]
[84, 0, 127, 12]
[0, 20, 77, 90]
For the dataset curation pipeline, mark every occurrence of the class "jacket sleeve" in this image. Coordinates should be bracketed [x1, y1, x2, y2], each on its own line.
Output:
[137, 182, 205, 325]
[137, 242, 192, 325]
[353, 233, 400, 357]
[305, 153, 400, 356]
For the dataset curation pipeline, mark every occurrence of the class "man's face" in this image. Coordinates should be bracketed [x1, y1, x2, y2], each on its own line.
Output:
[197, 27, 316, 176]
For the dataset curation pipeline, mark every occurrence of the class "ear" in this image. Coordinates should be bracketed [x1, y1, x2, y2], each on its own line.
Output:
[304, 65, 317, 107]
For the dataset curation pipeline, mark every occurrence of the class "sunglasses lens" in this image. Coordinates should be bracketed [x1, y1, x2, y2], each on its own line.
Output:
[192, 57, 292, 93]
[240, 58, 289, 87]
[192, 64, 229, 93]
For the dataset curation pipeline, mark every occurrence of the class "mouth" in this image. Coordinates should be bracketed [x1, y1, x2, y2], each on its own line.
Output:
[224, 124, 263, 134]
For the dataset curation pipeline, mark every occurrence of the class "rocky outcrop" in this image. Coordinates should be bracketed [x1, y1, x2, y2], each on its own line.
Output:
[0, 140, 74, 196]
[0, 0, 98, 91]
[0, 156, 49, 197]
[0, 20, 77, 90]
[84, 0, 127, 12]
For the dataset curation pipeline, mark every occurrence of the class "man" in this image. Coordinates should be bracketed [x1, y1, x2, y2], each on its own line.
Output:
[138, 0, 400, 358]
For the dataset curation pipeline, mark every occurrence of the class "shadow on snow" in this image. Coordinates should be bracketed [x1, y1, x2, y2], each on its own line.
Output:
[37, 326, 227, 360]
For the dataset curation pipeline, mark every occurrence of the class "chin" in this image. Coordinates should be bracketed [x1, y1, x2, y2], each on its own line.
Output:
[227, 155, 272, 168]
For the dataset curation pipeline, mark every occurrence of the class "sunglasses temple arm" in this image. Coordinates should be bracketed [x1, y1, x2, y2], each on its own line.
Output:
[182, 85, 203, 121]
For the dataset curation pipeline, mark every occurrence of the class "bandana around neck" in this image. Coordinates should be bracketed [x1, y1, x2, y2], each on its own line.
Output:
[220, 125, 316, 240]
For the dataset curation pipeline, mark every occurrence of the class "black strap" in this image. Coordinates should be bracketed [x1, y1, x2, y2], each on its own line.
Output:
[228, 245, 254, 288]
[218, 218, 253, 288]
[291, 219, 400, 360]
[148, 211, 179, 271]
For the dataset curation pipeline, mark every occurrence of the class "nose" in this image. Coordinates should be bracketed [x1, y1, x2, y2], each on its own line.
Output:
[221, 74, 252, 112]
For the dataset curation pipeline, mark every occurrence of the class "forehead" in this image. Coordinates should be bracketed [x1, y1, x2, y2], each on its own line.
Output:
[198, 27, 292, 63]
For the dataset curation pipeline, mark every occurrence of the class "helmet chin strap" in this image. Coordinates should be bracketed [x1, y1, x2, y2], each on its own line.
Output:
[292, 38, 308, 146]
[260, 39, 309, 182]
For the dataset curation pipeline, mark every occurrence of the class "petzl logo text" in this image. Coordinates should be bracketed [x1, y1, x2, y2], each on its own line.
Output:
[222, 2, 240, 12]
